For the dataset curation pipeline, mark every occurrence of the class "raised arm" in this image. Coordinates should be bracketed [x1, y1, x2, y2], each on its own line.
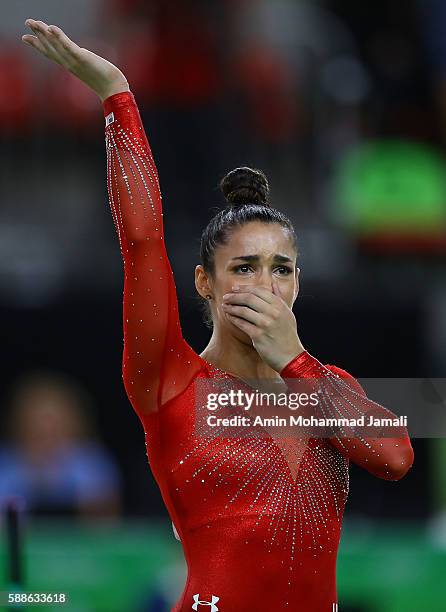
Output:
[103, 91, 203, 417]
[22, 20, 204, 420]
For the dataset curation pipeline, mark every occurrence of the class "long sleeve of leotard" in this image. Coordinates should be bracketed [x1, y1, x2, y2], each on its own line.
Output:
[280, 350, 414, 481]
[102, 91, 203, 419]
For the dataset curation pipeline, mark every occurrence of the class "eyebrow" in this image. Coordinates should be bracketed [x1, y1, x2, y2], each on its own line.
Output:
[230, 254, 293, 264]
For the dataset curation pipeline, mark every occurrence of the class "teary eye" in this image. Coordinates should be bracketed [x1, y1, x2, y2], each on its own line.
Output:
[274, 266, 293, 275]
[233, 264, 253, 273]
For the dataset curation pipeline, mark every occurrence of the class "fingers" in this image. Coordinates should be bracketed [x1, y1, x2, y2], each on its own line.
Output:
[223, 291, 256, 307]
[23, 19, 80, 67]
[46, 24, 82, 63]
[231, 286, 276, 304]
[25, 19, 59, 61]
[225, 313, 258, 337]
[223, 291, 277, 315]
[222, 303, 266, 327]
[21, 34, 48, 56]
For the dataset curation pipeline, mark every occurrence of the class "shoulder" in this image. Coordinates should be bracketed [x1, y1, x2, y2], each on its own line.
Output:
[324, 364, 354, 379]
[324, 363, 366, 396]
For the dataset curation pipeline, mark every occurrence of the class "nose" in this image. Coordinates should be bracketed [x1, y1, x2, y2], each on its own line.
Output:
[256, 268, 274, 291]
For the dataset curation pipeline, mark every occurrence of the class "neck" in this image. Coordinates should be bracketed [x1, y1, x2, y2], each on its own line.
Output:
[200, 325, 281, 380]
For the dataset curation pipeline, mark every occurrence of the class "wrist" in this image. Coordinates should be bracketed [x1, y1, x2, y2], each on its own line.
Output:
[275, 342, 306, 374]
[99, 79, 130, 102]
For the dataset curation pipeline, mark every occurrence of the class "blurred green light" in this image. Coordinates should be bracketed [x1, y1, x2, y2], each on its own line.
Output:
[333, 140, 446, 233]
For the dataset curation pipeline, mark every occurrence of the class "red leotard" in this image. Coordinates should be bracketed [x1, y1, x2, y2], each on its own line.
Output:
[103, 91, 414, 611]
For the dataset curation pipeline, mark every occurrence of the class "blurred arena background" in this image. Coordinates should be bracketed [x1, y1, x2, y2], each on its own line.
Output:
[0, 0, 446, 610]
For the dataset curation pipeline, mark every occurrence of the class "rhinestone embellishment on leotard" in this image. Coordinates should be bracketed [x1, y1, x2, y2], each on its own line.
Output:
[172, 363, 349, 571]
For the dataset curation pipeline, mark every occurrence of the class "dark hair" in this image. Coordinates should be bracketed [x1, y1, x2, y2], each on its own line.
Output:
[199, 167, 298, 328]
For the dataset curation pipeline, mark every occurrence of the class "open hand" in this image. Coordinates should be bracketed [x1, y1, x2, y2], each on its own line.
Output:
[22, 19, 129, 101]
[221, 282, 305, 372]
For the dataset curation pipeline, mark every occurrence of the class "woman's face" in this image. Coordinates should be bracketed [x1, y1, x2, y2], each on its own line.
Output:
[196, 221, 299, 340]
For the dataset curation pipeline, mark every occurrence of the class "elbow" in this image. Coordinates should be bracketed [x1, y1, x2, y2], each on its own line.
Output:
[380, 444, 414, 481]
[126, 227, 163, 246]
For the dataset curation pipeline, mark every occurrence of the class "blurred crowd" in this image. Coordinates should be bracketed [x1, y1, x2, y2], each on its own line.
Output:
[0, 370, 121, 520]
[0, 0, 445, 538]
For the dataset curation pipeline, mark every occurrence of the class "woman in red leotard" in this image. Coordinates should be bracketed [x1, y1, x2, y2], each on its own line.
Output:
[22, 20, 414, 611]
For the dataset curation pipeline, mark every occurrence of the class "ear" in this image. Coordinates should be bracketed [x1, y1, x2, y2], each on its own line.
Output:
[195, 264, 213, 299]
[293, 267, 300, 303]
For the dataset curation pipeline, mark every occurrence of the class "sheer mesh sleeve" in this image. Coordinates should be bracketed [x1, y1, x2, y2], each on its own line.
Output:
[103, 91, 203, 419]
[280, 351, 414, 481]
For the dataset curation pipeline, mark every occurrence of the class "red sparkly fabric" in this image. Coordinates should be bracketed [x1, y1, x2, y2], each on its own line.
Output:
[103, 91, 414, 611]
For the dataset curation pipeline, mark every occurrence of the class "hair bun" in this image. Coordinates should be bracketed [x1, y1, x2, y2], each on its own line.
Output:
[220, 167, 270, 207]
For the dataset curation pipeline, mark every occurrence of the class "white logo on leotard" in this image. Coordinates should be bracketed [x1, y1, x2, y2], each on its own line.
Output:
[192, 594, 219, 611]
[105, 112, 115, 126]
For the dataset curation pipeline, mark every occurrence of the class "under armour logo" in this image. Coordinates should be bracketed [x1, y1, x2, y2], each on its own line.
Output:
[192, 594, 220, 611]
